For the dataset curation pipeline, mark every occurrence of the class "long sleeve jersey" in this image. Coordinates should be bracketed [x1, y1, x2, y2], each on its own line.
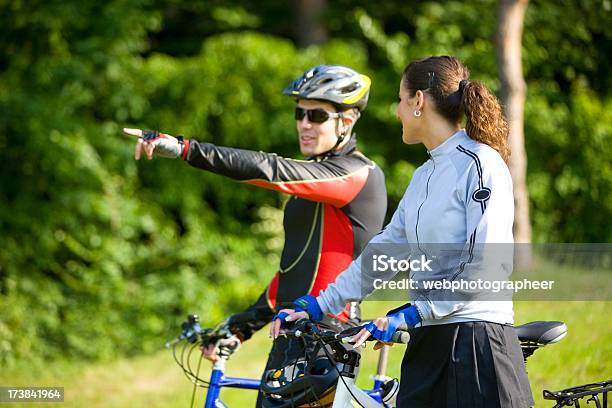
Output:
[317, 130, 516, 326]
[183, 135, 387, 337]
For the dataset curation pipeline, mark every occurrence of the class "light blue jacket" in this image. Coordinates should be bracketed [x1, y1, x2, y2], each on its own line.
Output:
[317, 130, 516, 326]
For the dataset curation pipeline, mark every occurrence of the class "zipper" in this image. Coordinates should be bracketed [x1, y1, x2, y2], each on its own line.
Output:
[279, 202, 320, 273]
[415, 154, 435, 249]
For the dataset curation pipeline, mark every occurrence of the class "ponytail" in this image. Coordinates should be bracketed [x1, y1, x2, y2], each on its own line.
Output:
[461, 80, 510, 163]
[403, 56, 511, 163]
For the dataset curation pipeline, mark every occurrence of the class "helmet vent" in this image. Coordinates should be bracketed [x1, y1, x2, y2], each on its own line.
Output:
[341, 82, 359, 93]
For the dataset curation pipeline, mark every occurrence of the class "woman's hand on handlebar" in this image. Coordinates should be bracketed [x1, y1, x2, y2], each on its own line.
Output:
[354, 306, 418, 347]
[269, 309, 310, 339]
[352, 317, 394, 349]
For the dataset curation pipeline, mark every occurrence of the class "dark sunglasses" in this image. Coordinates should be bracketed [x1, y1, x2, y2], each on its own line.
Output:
[294, 107, 341, 123]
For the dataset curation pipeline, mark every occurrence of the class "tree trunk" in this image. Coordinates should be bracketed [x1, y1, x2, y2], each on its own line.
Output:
[294, 0, 328, 47]
[496, 0, 531, 242]
[497, 0, 531, 269]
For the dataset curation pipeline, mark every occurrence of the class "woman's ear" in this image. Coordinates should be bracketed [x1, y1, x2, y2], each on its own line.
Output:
[415, 90, 425, 111]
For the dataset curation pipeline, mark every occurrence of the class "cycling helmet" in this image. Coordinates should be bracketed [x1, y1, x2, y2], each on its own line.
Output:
[283, 64, 371, 111]
[261, 354, 339, 408]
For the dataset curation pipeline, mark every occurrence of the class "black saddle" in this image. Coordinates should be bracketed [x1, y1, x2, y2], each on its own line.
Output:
[515, 321, 567, 344]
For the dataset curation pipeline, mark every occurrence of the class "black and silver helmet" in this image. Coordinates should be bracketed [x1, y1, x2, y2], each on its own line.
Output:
[261, 355, 339, 408]
[283, 64, 371, 111]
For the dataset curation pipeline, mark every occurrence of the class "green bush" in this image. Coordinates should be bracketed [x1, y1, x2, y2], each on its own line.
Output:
[0, 0, 609, 366]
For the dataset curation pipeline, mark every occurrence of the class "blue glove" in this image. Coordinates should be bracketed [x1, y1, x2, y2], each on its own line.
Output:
[292, 295, 323, 322]
[365, 304, 421, 343]
[271, 311, 291, 324]
[271, 295, 323, 325]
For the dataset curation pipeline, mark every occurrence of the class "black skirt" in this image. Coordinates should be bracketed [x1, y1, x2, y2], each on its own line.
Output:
[397, 321, 534, 408]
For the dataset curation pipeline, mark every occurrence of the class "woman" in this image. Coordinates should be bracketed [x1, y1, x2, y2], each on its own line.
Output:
[271, 56, 534, 408]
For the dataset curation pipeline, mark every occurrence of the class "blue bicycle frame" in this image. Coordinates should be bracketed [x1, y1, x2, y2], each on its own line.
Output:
[366, 378, 386, 403]
[203, 367, 390, 408]
[204, 359, 261, 408]
[202, 348, 394, 408]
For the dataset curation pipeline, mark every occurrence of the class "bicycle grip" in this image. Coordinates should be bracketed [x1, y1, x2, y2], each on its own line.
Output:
[391, 330, 410, 344]
[391, 322, 410, 344]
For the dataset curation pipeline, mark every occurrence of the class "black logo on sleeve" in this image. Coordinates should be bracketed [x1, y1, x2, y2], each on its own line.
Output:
[472, 187, 491, 203]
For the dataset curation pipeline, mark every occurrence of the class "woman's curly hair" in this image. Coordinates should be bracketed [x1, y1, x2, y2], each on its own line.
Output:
[402, 56, 510, 162]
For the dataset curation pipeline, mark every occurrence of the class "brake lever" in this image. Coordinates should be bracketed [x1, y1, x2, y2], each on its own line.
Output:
[165, 335, 185, 349]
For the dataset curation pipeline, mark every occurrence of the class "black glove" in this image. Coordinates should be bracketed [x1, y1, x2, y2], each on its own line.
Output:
[141, 130, 185, 158]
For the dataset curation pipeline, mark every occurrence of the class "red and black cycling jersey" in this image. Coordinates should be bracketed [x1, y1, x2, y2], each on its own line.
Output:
[183, 135, 387, 339]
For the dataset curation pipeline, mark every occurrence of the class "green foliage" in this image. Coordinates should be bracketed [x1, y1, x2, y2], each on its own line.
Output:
[0, 3, 294, 365]
[1, 301, 610, 407]
[347, 0, 612, 240]
[0, 0, 609, 366]
[526, 83, 612, 241]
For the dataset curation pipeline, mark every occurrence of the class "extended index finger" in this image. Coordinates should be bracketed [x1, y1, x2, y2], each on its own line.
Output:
[123, 128, 143, 138]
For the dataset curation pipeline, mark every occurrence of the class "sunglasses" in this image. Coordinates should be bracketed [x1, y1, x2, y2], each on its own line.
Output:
[294, 107, 341, 124]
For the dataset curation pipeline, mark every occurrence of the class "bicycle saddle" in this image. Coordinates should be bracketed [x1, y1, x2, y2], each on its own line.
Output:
[515, 321, 567, 344]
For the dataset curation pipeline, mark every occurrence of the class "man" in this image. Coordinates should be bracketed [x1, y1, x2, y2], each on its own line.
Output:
[124, 64, 387, 407]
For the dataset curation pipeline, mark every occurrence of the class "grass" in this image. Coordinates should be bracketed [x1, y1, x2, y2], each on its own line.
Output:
[1, 301, 610, 407]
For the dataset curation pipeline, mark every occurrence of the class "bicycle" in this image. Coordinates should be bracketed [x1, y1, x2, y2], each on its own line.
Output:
[277, 318, 408, 408]
[167, 314, 406, 408]
[515, 322, 611, 407]
[279, 319, 608, 408]
[168, 314, 611, 407]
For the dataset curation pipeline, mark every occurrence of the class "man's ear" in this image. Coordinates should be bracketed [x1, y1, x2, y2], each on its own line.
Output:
[342, 115, 354, 127]
[342, 109, 359, 126]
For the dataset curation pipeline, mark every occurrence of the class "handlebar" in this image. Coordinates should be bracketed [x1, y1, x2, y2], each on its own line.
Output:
[166, 313, 241, 388]
[168, 314, 411, 348]
[166, 314, 409, 389]
[281, 319, 410, 345]
[165, 314, 220, 348]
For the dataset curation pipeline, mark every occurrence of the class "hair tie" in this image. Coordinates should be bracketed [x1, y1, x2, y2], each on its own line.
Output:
[459, 79, 470, 93]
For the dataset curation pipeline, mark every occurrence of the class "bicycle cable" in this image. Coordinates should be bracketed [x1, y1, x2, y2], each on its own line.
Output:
[179, 341, 201, 385]
[189, 353, 204, 408]
[299, 335, 324, 408]
[173, 340, 195, 380]
[179, 341, 199, 384]
[177, 340, 209, 387]
[172, 339, 184, 369]
[316, 337, 368, 408]
[186, 342, 211, 387]
[174, 343, 197, 387]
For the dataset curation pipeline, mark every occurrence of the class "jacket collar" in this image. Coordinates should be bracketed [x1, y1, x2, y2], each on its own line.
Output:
[311, 133, 357, 160]
[429, 129, 470, 159]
